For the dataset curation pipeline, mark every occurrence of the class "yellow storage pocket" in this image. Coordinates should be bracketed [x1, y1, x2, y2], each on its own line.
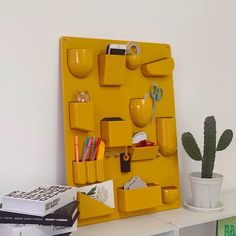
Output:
[98, 54, 126, 86]
[156, 117, 177, 156]
[96, 159, 105, 182]
[86, 161, 96, 184]
[128, 146, 160, 161]
[141, 57, 175, 77]
[79, 192, 114, 220]
[100, 120, 132, 147]
[73, 161, 87, 185]
[117, 184, 162, 212]
[69, 102, 94, 132]
[162, 186, 179, 204]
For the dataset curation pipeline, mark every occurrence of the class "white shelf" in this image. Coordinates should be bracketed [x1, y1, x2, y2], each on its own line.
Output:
[71, 215, 176, 236]
[149, 191, 236, 229]
[71, 191, 236, 236]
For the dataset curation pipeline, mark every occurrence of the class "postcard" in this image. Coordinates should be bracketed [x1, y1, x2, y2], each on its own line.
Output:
[78, 180, 114, 208]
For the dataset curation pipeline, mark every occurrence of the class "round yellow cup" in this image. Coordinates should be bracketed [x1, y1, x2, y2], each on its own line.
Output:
[129, 98, 152, 128]
[126, 54, 141, 70]
[67, 49, 94, 78]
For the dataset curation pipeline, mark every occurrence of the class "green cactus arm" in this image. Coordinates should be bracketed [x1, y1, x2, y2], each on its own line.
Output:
[201, 116, 216, 178]
[181, 132, 203, 161]
[216, 129, 233, 151]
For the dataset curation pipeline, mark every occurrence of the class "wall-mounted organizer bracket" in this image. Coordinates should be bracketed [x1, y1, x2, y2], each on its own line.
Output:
[60, 36, 180, 226]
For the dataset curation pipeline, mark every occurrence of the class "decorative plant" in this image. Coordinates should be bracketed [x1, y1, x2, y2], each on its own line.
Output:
[181, 116, 233, 178]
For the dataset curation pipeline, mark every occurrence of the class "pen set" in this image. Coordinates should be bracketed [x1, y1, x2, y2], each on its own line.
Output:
[74, 136, 105, 162]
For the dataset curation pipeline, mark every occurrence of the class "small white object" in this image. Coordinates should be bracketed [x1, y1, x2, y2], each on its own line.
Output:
[132, 132, 147, 144]
[184, 200, 224, 213]
[189, 172, 223, 209]
[124, 176, 147, 190]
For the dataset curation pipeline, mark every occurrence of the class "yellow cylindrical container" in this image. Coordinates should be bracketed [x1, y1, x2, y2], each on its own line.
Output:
[156, 117, 177, 156]
[73, 161, 87, 185]
[67, 48, 94, 78]
[86, 161, 96, 184]
[129, 98, 152, 128]
[96, 159, 105, 182]
[161, 186, 179, 204]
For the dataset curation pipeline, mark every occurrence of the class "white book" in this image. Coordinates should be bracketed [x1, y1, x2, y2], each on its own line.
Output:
[2, 185, 77, 216]
[0, 220, 77, 236]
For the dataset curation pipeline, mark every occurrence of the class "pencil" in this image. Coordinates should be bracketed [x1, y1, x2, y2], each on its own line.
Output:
[74, 135, 79, 162]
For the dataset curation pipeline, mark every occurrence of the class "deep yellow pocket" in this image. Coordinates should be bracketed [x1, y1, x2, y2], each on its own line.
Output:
[100, 120, 132, 147]
[98, 54, 126, 86]
[117, 184, 162, 212]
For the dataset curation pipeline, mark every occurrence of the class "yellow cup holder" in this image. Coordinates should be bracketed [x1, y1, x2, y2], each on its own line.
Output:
[126, 54, 141, 70]
[129, 98, 153, 128]
[161, 186, 179, 204]
[67, 48, 94, 78]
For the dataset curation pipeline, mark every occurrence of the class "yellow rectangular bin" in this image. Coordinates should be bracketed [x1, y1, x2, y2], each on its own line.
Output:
[117, 184, 162, 212]
[100, 120, 132, 147]
[69, 102, 94, 132]
[98, 54, 126, 86]
[128, 145, 160, 161]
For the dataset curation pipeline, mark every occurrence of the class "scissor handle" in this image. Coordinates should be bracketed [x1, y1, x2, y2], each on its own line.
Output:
[150, 84, 164, 101]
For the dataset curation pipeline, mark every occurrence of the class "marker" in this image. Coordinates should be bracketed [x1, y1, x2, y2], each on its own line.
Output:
[74, 135, 79, 162]
[92, 138, 101, 160]
[82, 137, 93, 161]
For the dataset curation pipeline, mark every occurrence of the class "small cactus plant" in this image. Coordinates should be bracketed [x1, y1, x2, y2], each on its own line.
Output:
[181, 116, 233, 178]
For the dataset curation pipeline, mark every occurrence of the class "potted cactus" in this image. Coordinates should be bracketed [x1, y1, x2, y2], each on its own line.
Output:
[182, 116, 233, 209]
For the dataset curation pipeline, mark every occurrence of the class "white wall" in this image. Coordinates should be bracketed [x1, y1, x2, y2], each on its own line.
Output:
[1, 0, 236, 203]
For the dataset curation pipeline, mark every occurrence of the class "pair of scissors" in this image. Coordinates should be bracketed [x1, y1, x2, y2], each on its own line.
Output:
[150, 83, 164, 121]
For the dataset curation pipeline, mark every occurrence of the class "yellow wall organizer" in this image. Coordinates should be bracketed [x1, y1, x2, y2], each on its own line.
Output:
[60, 36, 181, 226]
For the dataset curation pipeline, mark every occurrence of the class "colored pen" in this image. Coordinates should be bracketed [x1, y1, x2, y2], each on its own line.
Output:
[82, 137, 93, 161]
[90, 137, 96, 160]
[74, 135, 79, 162]
[92, 138, 101, 160]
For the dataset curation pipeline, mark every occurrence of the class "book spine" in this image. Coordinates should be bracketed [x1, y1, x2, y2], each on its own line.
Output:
[0, 220, 77, 236]
[0, 215, 75, 226]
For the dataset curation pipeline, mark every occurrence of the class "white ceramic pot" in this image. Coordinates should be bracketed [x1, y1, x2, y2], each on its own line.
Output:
[189, 172, 223, 208]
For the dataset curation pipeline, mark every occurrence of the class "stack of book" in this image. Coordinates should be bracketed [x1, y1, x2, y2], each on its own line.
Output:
[0, 185, 78, 236]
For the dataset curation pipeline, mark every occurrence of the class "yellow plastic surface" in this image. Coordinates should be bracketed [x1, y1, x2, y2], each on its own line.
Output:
[117, 184, 162, 212]
[73, 161, 87, 185]
[141, 57, 175, 77]
[60, 36, 180, 226]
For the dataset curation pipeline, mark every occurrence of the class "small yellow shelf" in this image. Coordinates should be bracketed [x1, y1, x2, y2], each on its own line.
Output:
[141, 57, 175, 77]
[128, 146, 160, 161]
